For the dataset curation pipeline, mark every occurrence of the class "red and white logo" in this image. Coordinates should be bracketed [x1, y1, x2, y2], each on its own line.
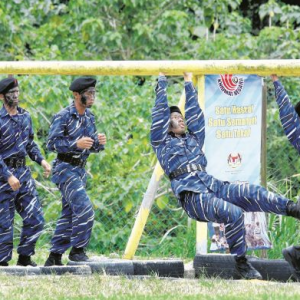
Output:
[227, 152, 242, 168]
[217, 75, 244, 96]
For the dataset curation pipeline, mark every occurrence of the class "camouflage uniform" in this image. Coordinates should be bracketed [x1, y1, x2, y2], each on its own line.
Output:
[274, 80, 300, 152]
[47, 102, 104, 254]
[0, 105, 44, 263]
[274, 79, 300, 279]
[151, 76, 290, 257]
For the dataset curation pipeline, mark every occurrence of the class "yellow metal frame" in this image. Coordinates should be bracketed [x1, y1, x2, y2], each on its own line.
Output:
[195, 75, 208, 254]
[0, 60, 300, 75]
[1, 60, 297, 259]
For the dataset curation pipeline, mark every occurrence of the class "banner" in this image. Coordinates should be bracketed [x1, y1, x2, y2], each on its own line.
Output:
[204, 74, 271, 251]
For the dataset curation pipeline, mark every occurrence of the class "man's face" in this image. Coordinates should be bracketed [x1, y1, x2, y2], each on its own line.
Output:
[4, 87, 20, 108]
[170, 112, 185, 135]
[80, 87, 96, 108]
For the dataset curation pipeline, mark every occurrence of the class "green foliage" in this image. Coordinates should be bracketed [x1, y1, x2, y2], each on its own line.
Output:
[1, 0, 300, 259]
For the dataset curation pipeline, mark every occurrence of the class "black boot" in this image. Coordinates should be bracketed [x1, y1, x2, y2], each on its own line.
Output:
[0, 261, 8, 267]
[68, 247, 89, 262]
[44, 252, 63, 267]
[235, 256, 262, 280]
[282, 246, 300, 281]
[17, 255, 37, 267]
[286, 200, 300, 220]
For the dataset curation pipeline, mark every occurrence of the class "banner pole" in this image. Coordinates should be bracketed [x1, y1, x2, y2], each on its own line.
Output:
[260, 78, 268, 258]
[261, 79, 267, 187]
[195, 75, 208, 254]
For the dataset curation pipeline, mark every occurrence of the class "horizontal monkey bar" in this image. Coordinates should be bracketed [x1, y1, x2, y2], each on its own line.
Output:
[0, 60, 299, 76]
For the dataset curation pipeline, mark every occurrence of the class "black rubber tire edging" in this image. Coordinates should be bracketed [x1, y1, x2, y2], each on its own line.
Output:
[0, 266, 41, 276]
[68, 259, 134, 275]
[40, 265, 92, 275]
[132, 259, 184, 278]
[194, 254, 293, 282]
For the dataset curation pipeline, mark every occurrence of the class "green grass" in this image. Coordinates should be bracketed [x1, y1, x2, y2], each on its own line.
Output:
[2, 250, 300, 300]
[1, 274, 300, 300]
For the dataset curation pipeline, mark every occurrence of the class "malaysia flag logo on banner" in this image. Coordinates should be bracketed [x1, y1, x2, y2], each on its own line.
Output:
[217, 74, 244, 96]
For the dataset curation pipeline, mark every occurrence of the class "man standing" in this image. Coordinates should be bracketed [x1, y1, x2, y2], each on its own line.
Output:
[271, 74, 300, 281]
[0, 77, 51, 267]
[44, 77, 106, 266]
[151, 72, 300, 280]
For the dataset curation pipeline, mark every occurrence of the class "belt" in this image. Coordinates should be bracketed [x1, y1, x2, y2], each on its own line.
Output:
[57, 153, 87, 168]
[169, 163, 206, 180]
[4, 157, 26, 168]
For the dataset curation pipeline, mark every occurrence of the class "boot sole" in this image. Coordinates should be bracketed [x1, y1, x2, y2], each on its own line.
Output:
[235, 266, 263, 280]
[282, 248, 300, 282]
[17, 263, 38, 267]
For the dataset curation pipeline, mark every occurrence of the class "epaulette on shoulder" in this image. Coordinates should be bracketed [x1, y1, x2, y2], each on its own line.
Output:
[19, 106, 29, 115]
[56, 106, 71, 117]
[86, 108, 94, 116]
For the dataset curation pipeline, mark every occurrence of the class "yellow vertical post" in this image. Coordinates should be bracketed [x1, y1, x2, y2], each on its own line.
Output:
[123, 90, 187, 260]
[195, 75, 208, 254]
[123, 164, 164, 259]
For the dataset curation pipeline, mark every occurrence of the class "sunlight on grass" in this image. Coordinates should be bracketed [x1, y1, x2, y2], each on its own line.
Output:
[1, 274, 300, 300]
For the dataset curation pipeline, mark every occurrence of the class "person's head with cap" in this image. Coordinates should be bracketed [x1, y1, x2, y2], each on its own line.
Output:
[69, 77, 97, 109]
[0, 77, 20, 108]
[169, 105, 186, 136]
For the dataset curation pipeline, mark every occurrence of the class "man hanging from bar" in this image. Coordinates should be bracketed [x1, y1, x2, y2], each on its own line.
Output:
[0, 77, 51, 267]
[271, 74, 300, 281]
[151, 72, 300, 280]
[44, 77, 106, 266]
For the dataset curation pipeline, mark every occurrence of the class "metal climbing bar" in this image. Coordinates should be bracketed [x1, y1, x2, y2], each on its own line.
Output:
[0, 60, 300, 76]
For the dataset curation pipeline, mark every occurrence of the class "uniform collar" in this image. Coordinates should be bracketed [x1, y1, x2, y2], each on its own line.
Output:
[70, 101, 91, 118]
[0, 105, 8, 118]
[0, 105, 24, 118]
[169, 131, 187, 138]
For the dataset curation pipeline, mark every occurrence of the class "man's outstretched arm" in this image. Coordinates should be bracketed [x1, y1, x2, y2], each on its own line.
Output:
[271, 74, 300, 153]
[150, 73, 170, 148]
[184, 72, 205, 148]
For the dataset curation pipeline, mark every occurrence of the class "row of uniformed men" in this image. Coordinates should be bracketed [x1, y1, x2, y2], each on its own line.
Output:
[0, 76, 106, 267]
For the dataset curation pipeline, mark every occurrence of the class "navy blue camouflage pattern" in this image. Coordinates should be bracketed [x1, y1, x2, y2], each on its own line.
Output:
[47, 102, 104, 184]
[273, 79, 300, 275]
[274, 80, 300, 153]
[47, 102, 104, 254]
[0, 105, 44, 263]
[151, 76, 290, 257]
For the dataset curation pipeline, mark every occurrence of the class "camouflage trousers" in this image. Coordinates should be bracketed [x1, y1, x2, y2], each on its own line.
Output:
[180, 181, 289, 257]
[50, 171, 95, 254]
[0, 178, 44, 263]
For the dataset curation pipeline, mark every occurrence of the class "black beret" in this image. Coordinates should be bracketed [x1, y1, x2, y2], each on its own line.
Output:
[0, 78, 18, 94]
[170, 106, 182, 115]
[295, 101, 300, 118]
[69, 77, 97, 93]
